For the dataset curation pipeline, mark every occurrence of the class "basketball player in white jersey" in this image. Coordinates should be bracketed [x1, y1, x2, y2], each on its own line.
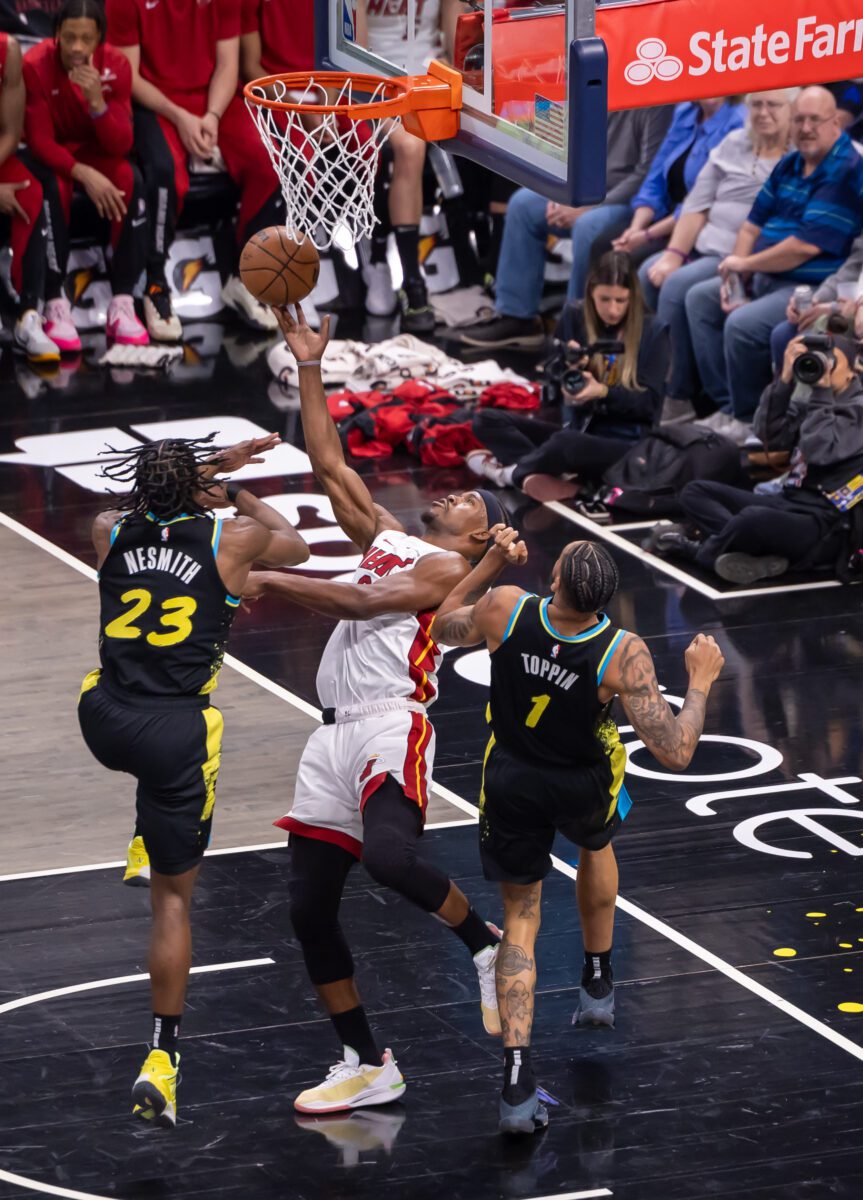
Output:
[244, 303, 515, 1114]
[355, 0, 468, 332]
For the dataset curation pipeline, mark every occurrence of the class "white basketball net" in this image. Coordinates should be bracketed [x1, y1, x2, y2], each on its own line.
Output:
[245, 75, 403, 251]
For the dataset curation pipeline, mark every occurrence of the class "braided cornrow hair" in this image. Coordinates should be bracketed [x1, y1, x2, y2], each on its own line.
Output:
[100, 434, 222, 521]
[560, 542, 619, 613]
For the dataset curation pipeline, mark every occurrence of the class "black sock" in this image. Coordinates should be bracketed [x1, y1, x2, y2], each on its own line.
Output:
[394, 224, 422, 285]
[582, 948, 613, 998]
[370, 230, 389, 265]
[331, 1005, 380, 1066]
[502, 1047, 536, 1106]
[451, 907, 500, 956]
[152, 1013, 181, 1065]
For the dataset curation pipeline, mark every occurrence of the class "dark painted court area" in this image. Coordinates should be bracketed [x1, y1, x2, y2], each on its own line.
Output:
[2, 322, 863, 1199]
[2, 836, 863, 1200]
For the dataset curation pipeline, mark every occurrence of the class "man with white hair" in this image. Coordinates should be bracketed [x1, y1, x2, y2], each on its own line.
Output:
[685, 86, 863, 441]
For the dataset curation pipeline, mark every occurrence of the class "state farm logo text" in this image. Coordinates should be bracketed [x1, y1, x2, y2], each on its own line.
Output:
[625, 16, 863, 85]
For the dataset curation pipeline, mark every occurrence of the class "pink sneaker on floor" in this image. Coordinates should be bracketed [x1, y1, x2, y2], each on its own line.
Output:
[107, 295, 150, 345]
[43, 297, 82, 353]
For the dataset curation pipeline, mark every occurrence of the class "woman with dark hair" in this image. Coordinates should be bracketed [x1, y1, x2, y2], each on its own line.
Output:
[23, 0, 149, 350]
[469, 252, 670, 503]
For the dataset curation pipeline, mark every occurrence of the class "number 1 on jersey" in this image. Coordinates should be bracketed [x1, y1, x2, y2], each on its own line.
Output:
[525, 694, 551, 728]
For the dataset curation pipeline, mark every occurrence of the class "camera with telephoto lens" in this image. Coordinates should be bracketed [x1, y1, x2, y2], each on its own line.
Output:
[541, 338, 626, 404]
[793, 333, 836, 386]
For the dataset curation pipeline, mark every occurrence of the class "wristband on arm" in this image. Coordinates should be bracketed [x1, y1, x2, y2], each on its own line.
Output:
[225, 482, 246, 503]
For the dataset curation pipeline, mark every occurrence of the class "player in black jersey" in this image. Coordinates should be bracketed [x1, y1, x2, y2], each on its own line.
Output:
[433, 534, 724, 1135]
[79, 432, 308, 1128]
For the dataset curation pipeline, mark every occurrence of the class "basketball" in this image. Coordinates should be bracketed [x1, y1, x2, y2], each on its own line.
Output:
[239, 228, 320, 307]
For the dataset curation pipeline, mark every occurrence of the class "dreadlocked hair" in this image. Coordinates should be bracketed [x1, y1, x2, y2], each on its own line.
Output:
[100, 434, 222, 521]
[560, 542, 619, 613]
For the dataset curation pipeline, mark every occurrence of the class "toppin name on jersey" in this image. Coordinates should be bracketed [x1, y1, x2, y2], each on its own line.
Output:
[521, 652, 578, 691]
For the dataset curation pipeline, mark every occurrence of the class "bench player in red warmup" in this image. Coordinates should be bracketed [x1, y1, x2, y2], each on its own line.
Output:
[106, 0, 286, 340]
[23, 0, 150, 353]
[0, 30, 55, 362]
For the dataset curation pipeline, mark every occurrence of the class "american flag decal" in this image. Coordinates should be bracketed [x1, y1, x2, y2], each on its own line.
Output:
[534, 95, 567, 150]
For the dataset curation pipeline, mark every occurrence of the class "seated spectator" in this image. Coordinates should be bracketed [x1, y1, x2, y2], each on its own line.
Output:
[685, 87, 863, 445]
[356, 0, 467, 333]
[640, 91, 795, 424]
[771, 231, 863, 366]
[107, 0, 284, 340]
[655, 333, 863, 584]
[0, 30, 53, 362]
[612, 98, 746, 265]
[468, 251, 669, 502]
[23, 0, 149, 353]
[453, 106, 673, 350]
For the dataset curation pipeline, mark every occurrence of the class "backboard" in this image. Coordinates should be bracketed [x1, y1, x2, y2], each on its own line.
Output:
[317, 1, 609, 205]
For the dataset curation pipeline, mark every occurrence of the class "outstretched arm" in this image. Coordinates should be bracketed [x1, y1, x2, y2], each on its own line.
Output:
[432, 526, 529, 649]
[272, 305, 402, 553]
[604, 633, 724, 771]
[245, 550, 468, 620]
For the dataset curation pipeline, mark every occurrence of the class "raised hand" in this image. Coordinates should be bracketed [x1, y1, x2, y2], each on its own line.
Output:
[211, 433, 281, 474]
[272, 302, 331, 363]
[684, 633, 725, 689]
[489, 524, 528, 567]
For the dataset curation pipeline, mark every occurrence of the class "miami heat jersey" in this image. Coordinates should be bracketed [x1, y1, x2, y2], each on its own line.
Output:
[316, 528, 444, 710]
[366, 0, 443, 73]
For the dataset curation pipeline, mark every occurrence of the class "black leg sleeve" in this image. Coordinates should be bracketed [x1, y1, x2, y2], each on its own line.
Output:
[288, 834, 356, 985]
[361, 776, 451, 913]
[133, 107, 178, 285]
[110, 163, 148, 294]
[19, 153, 63, 302]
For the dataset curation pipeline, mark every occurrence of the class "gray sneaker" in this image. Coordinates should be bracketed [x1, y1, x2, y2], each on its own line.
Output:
[458, 314, 545, 350]
[499, 1091, 549, 1135]
[714, 553, 789, 585]
[572, 984, 615, 1028]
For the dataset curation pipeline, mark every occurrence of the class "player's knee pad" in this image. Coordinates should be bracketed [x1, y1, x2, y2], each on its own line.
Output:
[288, 897, 354, 984]
[362, 828, 449, 913]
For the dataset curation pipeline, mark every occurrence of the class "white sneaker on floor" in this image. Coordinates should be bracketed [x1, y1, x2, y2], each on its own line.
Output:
[294, 1047, 405, 1114]
[474, 923, 502, 1036]
[362, 260, 398, 316]
[694, 410, 730, 432]
[107, 295, 149, 346]
[221, 274, 279, 331]
[13, 309, 60, 363]
[465, 449, 510, 488]
[721, 415, 754, 446]
[143, 284, 183, 342]
[43, 297, 82, 353]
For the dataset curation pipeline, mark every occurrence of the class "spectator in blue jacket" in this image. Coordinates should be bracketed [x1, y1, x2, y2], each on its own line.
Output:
[686, 87, 863, 444]
[612, 98, 746, 265]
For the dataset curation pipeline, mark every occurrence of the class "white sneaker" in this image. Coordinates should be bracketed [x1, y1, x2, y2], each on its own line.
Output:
[474, 926, 502, 1036]
[695, 410, 731, 433]
[362, 260, 398, 316]
[294, 1047, 405, 1114]
[143, 284, 183, 342]
[13, 309, 60, 363]
[720, 415, 754, 446]
[464, 449, 511, 489]
[221, 274, 279, 331]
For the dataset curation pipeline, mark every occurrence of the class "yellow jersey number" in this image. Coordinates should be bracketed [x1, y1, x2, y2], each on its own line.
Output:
[525, 694, 551, 728]
[104, 588, 197, 648]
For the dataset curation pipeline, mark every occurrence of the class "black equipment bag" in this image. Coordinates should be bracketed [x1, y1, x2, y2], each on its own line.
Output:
[601, 425, 743, 517]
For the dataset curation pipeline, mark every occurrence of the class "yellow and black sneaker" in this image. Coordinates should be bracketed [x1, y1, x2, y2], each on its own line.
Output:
[123, 836, 150, 888]
[132, 1049, 179, 1129]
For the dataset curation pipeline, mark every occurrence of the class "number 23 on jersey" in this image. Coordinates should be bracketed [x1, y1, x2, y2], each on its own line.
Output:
[104, 588, 197, 648]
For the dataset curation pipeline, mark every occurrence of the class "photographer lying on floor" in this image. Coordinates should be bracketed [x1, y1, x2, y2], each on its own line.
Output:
[467, 251, 669, 504]
[654, 332, 863, 584]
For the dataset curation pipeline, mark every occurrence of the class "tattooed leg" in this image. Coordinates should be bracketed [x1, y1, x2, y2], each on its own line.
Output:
[576, 844, 618, 953]
[497, 881, 542, 1048]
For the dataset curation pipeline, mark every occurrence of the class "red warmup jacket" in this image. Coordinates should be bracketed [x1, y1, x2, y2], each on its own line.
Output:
[23, 39, 133, 178]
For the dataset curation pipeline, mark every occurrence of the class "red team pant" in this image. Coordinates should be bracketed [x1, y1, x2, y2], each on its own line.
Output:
[0, 154, 44, 298]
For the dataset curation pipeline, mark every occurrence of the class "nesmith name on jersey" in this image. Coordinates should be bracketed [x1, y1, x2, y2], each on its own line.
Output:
[521, 653, 578, 691]
[122, 546, 202, 585]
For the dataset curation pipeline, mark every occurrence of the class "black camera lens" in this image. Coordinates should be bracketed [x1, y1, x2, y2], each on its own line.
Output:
[793, 350, 833, 386]
[562, 368, 585, 394]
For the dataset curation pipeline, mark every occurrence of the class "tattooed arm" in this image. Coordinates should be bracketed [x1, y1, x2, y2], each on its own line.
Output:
[432, 525, 528, 649]
[604, 632, 725, 771]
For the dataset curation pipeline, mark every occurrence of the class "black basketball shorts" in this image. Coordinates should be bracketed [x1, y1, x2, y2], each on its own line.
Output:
[479, 742, 625, 885]
[78, 670, 223, 876]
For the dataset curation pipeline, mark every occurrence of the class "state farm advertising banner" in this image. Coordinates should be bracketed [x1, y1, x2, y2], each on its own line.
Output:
[598, 0, 863, 111]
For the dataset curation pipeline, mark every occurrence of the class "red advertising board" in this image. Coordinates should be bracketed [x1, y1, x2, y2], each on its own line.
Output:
[598, 0, 863, 110]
